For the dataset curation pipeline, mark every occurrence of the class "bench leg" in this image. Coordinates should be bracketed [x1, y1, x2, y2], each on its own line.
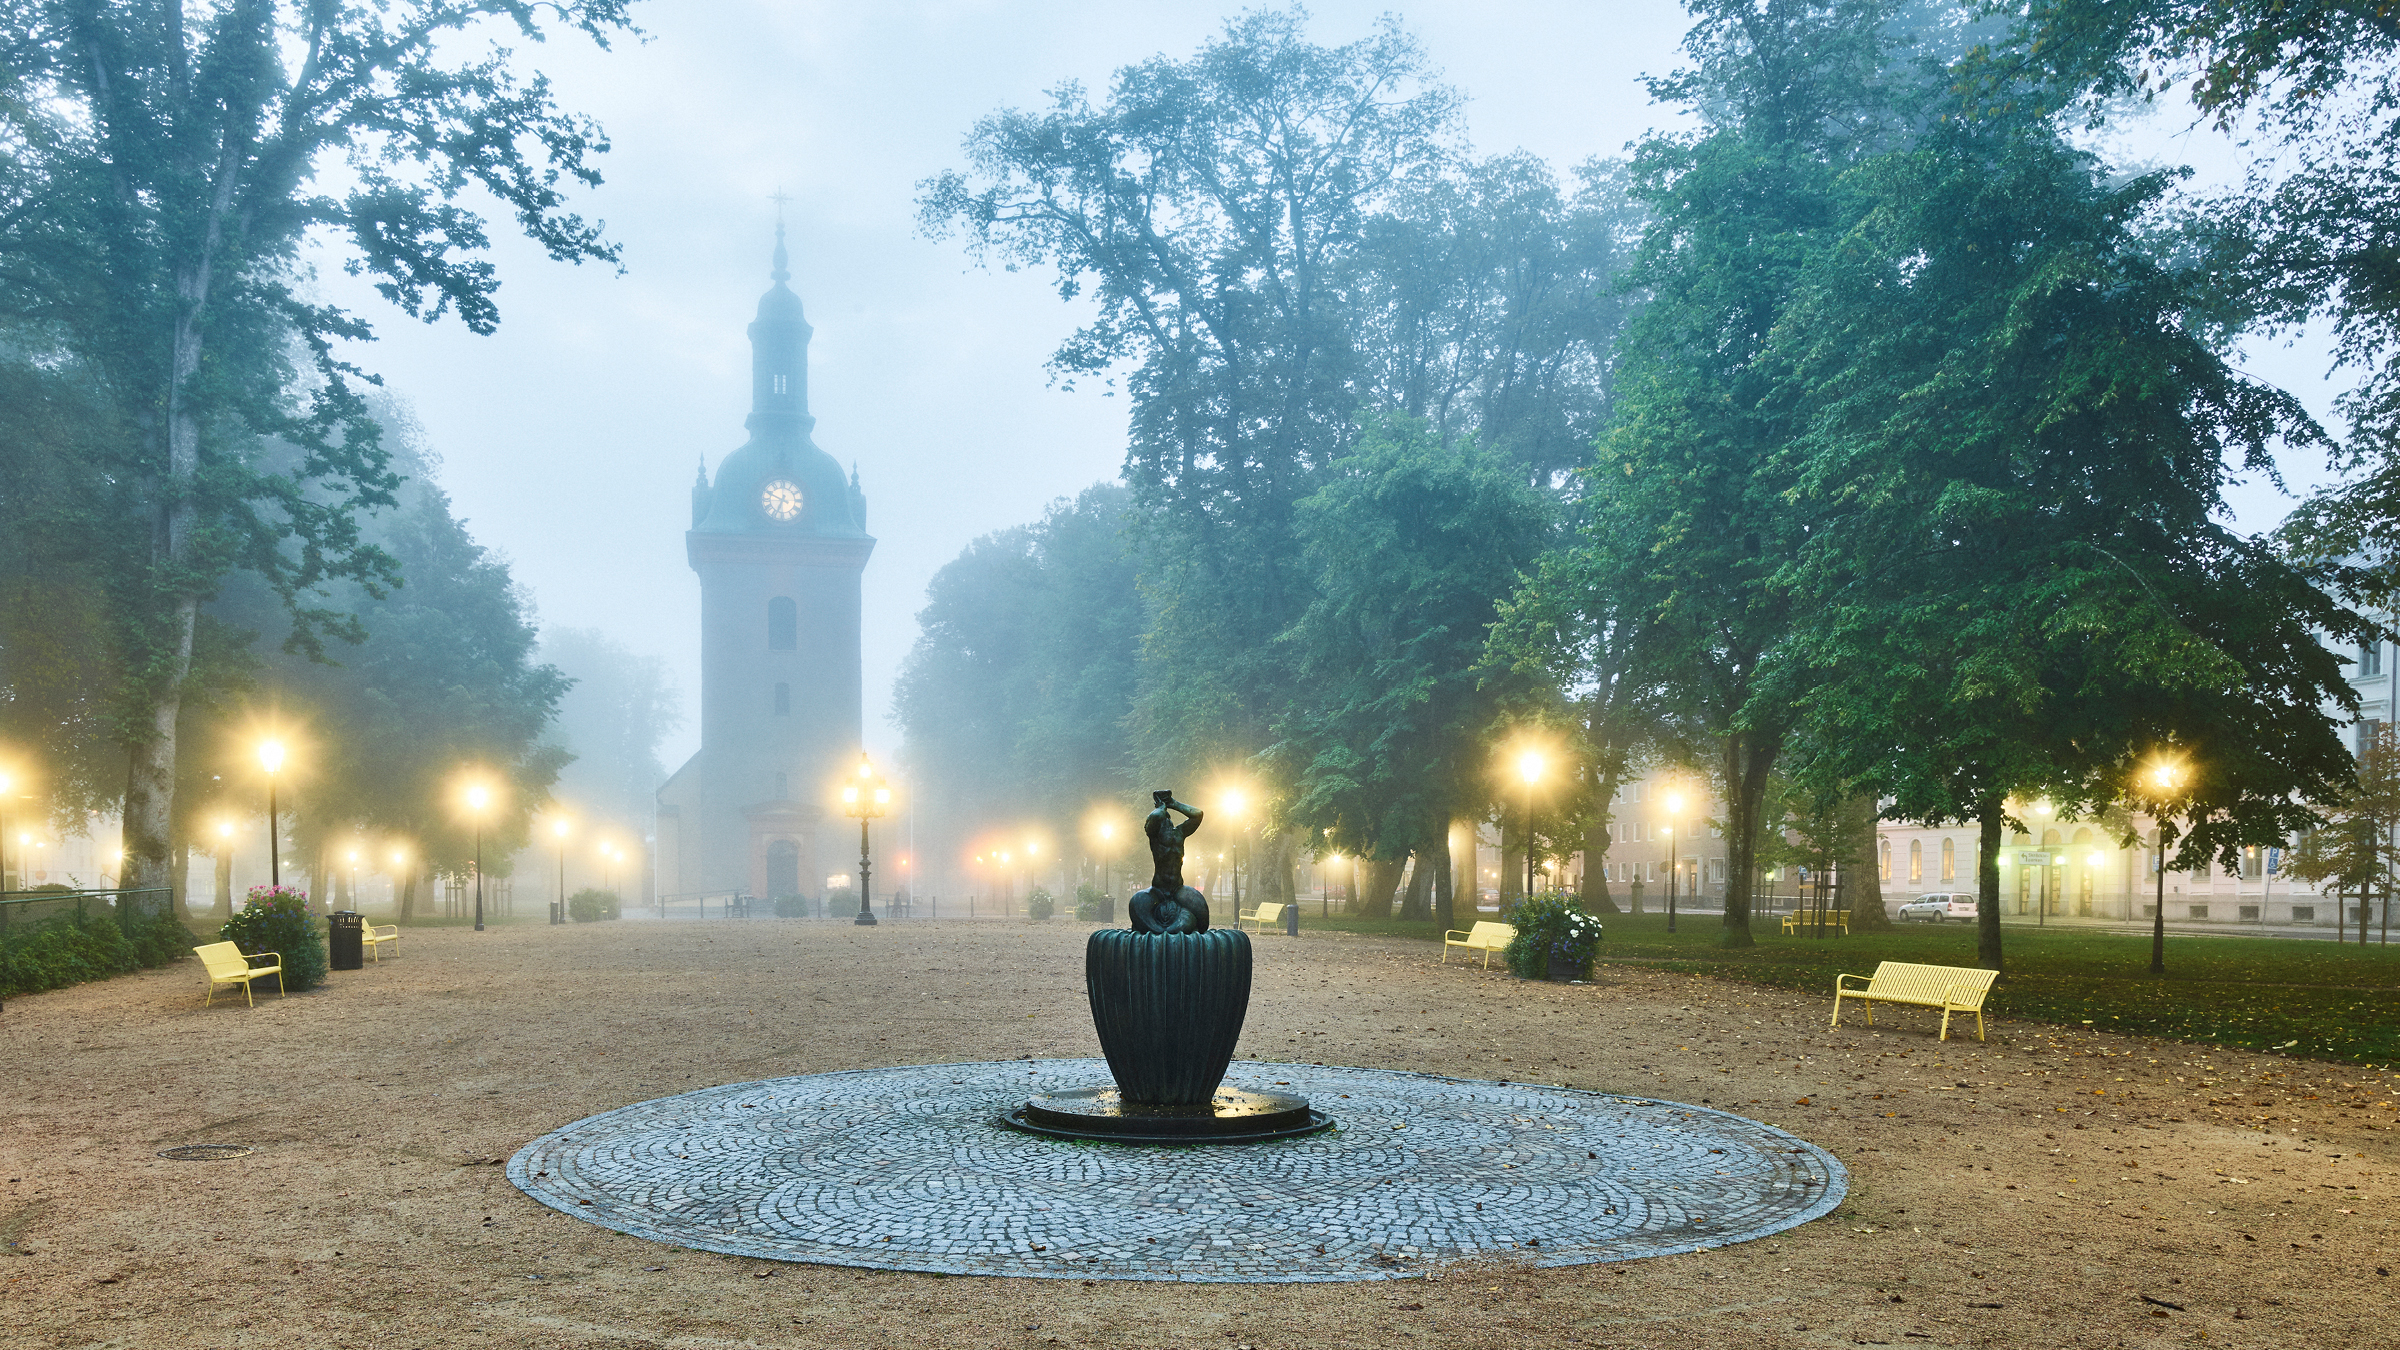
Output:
[1938, 1007, 1950, 1041]
[1829, 991, 1843, 1028]
[1973, 1009, 1985, 1042]
[243, 978, 255, 1008]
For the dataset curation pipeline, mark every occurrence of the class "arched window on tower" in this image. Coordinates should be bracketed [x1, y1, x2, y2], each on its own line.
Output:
[768, 596, 797, 650]
[774, 682, 791, 715]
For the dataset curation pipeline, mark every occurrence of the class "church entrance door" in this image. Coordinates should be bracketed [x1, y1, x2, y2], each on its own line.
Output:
[766, 839, 800, 902]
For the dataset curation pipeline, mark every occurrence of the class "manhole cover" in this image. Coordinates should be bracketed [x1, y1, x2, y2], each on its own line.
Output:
[157, 1144, 254, 1162]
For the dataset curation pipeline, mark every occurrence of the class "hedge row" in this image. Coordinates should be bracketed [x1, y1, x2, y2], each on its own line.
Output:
[0, 905, 190, 999]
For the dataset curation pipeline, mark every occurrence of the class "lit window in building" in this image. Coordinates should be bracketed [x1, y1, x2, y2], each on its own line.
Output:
[1940, 837, 1955, 881]
[1909, 838, 1922, 883]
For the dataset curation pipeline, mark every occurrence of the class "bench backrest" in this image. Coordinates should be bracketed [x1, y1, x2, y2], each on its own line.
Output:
[1469, 921, 1515, 946]
[1867, 960, 1997, 1002]
[193, 942, 253, 979]
[1255, 903, 1284, 922]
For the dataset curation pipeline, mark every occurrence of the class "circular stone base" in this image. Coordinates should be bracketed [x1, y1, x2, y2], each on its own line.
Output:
[508, 1059, 1847, 1282]
[1004, 1085, 1332, 1143]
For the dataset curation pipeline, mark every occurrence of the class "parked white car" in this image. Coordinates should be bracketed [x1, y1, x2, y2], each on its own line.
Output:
[1897, 893, 1978, 923]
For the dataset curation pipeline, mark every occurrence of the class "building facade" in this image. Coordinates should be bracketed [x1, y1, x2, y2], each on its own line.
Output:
[655, 229, 873, 902]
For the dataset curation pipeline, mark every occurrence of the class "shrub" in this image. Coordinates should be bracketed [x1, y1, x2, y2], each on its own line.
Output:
[0, 893, 189, 999]
[1026, 887, 1056, 921]
[220, 887, 327, 992]
[1074, 883, 1113, 922]
[1502, 894, 1603, 980]
[772, 895, 813, 919]
[567, 888, 621, 922]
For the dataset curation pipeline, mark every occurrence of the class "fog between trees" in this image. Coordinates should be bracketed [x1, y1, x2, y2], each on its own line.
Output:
[897, 2, 2400, 964]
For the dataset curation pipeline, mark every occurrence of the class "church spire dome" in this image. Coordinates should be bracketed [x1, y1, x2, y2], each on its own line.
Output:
[746, 223, 813, 435]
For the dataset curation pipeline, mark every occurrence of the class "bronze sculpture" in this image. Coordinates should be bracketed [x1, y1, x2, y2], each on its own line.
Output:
[1002, 788, 1329, 1144]
[1128, 790, 1209, 934]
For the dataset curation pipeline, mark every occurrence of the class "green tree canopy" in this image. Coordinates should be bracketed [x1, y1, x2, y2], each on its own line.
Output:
[0, 0, 633, 896]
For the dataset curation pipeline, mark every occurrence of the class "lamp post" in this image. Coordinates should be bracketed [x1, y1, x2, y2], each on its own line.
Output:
[2143, 759, 2185, 976]
[258, 739, 285, 886]
[550, 818, 571, 925]
[215, 820, 236, 917]
[840, 753, 889, 926]
[465, 782, 490, 931]
[0, 770, 11, 893]
[1663, 790, 1685, 934]
[1517, 750, 1544, 899]
[1324, 853, 1339, 917]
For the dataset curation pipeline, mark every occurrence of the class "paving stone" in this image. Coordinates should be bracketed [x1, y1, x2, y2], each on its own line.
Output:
[507, 1059, 1846, 1282]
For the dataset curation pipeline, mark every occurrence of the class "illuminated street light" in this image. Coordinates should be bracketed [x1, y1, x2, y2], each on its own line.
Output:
[2142, 756, 2188, 975]
[550, 816, 572, 925]
[258, 739, 286, 886]
[464, 780, 492, 931]
[1663, 790, 1687, 934]
[1517, 750, 1546, 899]
[839, 752, 890, 926]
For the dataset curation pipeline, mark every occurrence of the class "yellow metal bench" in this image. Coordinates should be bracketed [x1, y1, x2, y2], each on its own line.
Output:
[1237, 903, 1288, 934]
[1831, 960, 1997, 1041]
[1783, 909, 1850, 935]
[194, 941, 284, 1008]
[1442, 921, 1516, 970]
[361, 922, 400, 961]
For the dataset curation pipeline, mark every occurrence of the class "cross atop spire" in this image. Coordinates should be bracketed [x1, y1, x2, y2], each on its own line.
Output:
[769, 188, 793, 283]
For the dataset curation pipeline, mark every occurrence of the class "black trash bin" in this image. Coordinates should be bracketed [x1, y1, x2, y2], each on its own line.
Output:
[328, 910, 364, 971]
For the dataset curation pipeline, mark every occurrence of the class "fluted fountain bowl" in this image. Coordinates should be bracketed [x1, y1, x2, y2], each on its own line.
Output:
[1002, 929, 1331, 1144]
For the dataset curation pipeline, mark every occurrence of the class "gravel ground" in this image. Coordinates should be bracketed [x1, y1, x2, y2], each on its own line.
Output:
[1, 918, 2392, 1349]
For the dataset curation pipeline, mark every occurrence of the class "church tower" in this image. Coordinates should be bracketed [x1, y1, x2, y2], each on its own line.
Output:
[656, 226, 873, 904]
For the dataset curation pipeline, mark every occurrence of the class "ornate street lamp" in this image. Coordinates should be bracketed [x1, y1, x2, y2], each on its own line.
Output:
[550, 817, 572, 925]
[840, 753, 890, 926]
[2142, 757, 2187, 975]
[1517, 750, 1545, 899]
[258, 739, 286, 886]
[1663, 790, 1686, 934]
[464, 781, 491, 931]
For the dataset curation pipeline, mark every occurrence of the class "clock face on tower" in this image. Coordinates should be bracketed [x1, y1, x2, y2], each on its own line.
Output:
[761, 479, 804, 521]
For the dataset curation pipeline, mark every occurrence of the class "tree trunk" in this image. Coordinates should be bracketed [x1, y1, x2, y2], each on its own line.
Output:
[399, 871, 419, 923]
[1359, 856, 1403, 918]
[119, 602, 194, 901]
[169, 836, 192, 925]
[1976, 791, 2006, 972]
[1718, 729, 1783, 949]
[1841, 795, 1892, 931]
[1432, 826, 1456, 932]
[1499, 817, 1524, 906]
[1399, 850, 1434, 921]
[1581, 784, 1621, 914]
[214, 847, 234, 926]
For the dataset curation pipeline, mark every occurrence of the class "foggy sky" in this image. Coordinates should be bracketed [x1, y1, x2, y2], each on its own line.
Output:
[303, 1, 2348, 785]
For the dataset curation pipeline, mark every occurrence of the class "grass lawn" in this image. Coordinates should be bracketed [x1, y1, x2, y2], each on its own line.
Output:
[1304, 907, 2400, 1066]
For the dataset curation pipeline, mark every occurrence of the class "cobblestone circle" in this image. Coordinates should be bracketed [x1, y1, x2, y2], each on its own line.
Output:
[507, 1060, 1847, 1282]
